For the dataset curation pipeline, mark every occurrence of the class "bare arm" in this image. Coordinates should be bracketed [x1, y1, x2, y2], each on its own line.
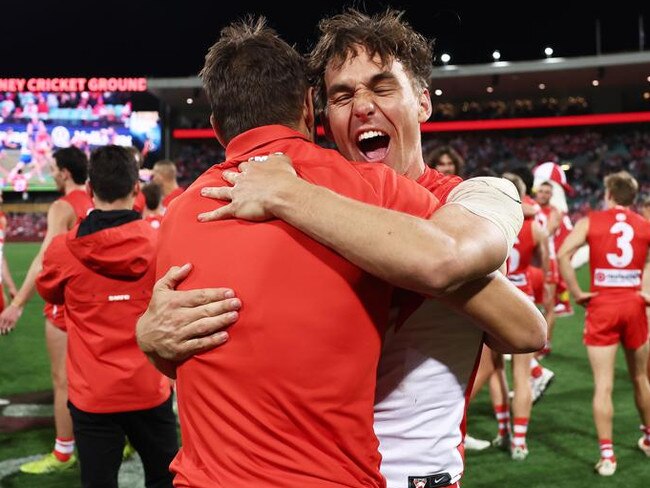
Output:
[441, 272, 547, 353]
[522, 202, 537, 219]
[558, 217, 594, 305]
[0, 201, 74, 333]
[200, 158, 521, 296]
[547, 207, 562, 236]
[532, 220, 550, 277]
[2, 257, 17, 298]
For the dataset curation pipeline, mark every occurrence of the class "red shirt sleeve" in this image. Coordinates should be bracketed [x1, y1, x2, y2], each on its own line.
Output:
[431, 175, 462, 203]
[36, 235, 72, 305]
[353, 164, 440, 218]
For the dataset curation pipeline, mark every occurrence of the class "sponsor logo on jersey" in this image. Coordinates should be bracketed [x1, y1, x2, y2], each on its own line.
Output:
[108, 294, 131, 302]
[594, 268, 641, 287]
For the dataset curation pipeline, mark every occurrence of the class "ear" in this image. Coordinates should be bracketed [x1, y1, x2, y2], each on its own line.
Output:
[210, 114, 227, 148]
[133, 180, 141, 197]
[61, 167, 72, 182]
[418, 88, 432, 123]
[85, 181, 94, 199]
[303, 87, 316, 138]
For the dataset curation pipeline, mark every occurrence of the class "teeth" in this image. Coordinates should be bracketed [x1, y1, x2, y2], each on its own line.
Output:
[357, 130, 387, 142]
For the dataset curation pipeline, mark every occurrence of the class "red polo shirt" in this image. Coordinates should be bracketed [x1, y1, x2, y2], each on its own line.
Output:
[157, 125, 440, 488]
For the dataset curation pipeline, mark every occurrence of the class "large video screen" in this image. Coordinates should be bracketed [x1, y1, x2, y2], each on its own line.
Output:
[0, 78, 161, 192]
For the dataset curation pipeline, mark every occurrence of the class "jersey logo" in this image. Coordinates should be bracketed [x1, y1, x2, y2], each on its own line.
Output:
[409, 473, 451, 488]
[108, 294, 131, 302]
[594, 268, 640, 287]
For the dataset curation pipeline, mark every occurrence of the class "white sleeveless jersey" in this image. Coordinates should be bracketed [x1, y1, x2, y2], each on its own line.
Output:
[375, 299, 483, 488]
[374, 177, 521, 488]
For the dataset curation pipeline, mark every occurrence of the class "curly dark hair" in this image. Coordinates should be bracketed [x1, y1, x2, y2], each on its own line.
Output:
[425, 145, 465, 176]
[308, 8, 434, 113]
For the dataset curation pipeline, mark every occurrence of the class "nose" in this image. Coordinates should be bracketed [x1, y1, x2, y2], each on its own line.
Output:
[352, 91, 375, 121]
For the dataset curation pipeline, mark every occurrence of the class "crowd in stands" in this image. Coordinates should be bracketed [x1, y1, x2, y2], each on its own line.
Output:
[422, 127, 650, 217]
[4, 212, 47, 241]
[5, 126, 648, 241]
[172, 143, 225, 187]
[174, 96, 591, 129]
[431, 96, 591, 121]
[169, 126, 650, 224]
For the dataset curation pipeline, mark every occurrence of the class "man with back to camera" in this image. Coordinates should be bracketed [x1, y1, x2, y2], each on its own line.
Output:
[152, 17, 455, 488]
[141, 182, 164, 229]
[36, 145, 178, 488]
[559, 171, 650, 476]
[0, 147, 93, 474]
[137, 10, 546, 488]
[151, 160, 183, 211]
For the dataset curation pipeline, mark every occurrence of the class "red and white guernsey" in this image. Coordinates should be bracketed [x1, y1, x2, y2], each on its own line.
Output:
[506, 219, 536, 298]
[554, 213, 573, 252]
[44, 189, 94, 329]
[536, 205, 557, 259]
[374, 171, 522, 488]
[375, 298, 483, 487]
[588, 207, 650, 293]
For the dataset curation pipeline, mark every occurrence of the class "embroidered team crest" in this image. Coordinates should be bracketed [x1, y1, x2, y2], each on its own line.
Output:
[412, 479, 428, 488]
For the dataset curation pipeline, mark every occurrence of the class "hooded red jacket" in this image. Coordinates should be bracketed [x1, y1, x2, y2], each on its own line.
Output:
[37, 217, 170, 413]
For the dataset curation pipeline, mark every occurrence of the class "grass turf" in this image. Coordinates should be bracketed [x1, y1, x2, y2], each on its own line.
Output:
[0, 243, 648, 486]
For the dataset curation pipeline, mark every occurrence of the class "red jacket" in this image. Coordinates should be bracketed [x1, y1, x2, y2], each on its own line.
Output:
[37, 214, 170, 413]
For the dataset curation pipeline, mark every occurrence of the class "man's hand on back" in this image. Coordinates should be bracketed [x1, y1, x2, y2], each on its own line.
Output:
[198, 153, 299, 222]
[136, 263, 241, 366]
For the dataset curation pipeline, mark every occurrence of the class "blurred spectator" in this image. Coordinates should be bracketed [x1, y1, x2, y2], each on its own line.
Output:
[5, 212, 47, 241]
[425, 145, 465, 176]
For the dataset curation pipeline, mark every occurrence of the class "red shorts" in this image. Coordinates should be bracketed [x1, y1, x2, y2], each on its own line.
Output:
[44, 302, 66, 331]
[528, 266, 545, 305]
[584, 292, 649, 350]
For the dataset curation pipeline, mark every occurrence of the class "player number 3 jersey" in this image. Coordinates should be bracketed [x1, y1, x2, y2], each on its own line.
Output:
[588, 207, 650, 292]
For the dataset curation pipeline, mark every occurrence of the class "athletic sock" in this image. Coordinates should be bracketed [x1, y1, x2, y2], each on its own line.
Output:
[641, 425, 650, 447]
[53, 437, 75, 462]
[599, 439, 615, 461]
[494, 404, 511, 438]
[530, 358, 543, 379]
[512, 417, 528, 448]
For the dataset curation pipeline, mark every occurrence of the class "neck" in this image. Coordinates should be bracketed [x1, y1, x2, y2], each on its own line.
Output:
[93, 196, 134, 211]
[142, 207, 162, 218]
[294, 120, 314, 142]
[162, 181, 178, 197]
[606, 199, 627, 210]
[63, 182, 85, 196]
[405, 159, 426, 180]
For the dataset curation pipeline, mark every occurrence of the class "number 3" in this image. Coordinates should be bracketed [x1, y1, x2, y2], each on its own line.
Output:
[607, 221, 634, 267]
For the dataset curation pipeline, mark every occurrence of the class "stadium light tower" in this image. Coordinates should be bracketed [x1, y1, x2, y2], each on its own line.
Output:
[492, 50, 501, 61]
[440, 53, 451, 65]
[544, 46, 554, 58]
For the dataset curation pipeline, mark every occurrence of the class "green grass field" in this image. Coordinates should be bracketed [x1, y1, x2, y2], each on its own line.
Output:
[0, 243, 648, 487]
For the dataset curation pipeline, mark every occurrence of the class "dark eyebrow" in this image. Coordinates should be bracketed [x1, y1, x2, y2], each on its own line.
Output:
[368, 71, 399, 87]
[327, 71, 399, 98]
